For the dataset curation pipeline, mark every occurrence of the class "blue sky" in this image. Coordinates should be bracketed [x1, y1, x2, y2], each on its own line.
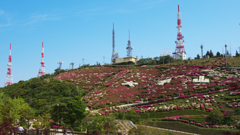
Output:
[0, 0, 240, 87]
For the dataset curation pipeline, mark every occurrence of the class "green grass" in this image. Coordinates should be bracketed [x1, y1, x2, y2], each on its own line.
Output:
[161, 57, 240, 67]
[139, 109, 210, 119]
[181, 116, 211, 123]
[144, 121, 239, 135]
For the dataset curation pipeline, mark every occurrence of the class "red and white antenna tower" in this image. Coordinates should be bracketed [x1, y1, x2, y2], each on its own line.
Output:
[37, 42, 46, 77]
[173, 5, 186, 60]
[4, 43, 13, 87]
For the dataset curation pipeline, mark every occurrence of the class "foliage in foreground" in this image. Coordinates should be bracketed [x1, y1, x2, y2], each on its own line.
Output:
[0, 119, 18, 135]
[81, 114, 119, 134]
[49, 96, 88, 130]
[0, 92, 34, 127]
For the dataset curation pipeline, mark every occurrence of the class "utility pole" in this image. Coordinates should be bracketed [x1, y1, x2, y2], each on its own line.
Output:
[57, 104, 59, 131]
[103, 56, 105, 65]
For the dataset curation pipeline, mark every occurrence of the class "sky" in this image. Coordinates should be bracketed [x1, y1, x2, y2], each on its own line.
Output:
[0, 0, 240, 87]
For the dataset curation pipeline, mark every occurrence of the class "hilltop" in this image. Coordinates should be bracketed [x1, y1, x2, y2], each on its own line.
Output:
[0, 56, 240, 114]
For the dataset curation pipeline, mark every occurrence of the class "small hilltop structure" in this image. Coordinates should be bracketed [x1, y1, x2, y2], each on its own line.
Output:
[112, 28, 138, 64]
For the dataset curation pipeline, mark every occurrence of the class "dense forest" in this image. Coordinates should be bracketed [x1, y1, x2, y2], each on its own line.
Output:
[0, 70, 86, 116]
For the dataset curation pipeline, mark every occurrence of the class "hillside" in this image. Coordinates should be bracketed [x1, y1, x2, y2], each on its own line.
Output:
[161, 56, 240, 67]
[0, 57, 240, 114]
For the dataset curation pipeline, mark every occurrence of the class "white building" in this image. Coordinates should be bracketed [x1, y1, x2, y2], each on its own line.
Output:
[173, 52, 186, 60]
[114, 56, 138, 64]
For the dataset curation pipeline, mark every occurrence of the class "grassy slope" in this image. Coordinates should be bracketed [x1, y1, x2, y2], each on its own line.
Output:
[145, 121, 239, 135]
[162, 57, 240, 67]
[139, 110, 209, 119]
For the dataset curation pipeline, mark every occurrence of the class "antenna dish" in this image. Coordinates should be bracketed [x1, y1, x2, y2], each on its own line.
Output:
[161, 49, 172, 56]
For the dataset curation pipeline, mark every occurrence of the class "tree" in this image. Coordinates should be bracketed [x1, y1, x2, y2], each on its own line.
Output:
[0, 119, 18, 134]
[85, 115, 119, 134]
[49, 96, 88, 130]
[216, 52, 221, 57]
[196, 54, 200, 59]
[207, 110, 224, 124]
[32, 113, 52, 129]
[20, 105, 35, 129]
[125, 110, 141, 123]
[115, 111, 125, 119]
[209, 50, 214, 58]
[206, 51, 210, 57]
[54, 68, 66, 75]
[137, 58, 153, 65]
[0, 97, 35, 125]
[236, 51, 240, 57]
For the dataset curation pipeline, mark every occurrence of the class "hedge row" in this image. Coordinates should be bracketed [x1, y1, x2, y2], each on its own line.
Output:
[224, 95, 240, 100]
[139, 110, 209, 119]
[181, 116, 211, 123]
[145, 121, 239, 135]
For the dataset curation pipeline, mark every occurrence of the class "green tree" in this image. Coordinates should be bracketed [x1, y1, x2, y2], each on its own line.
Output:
[216, 52, 221, 57]
[196, 54, 200, 59]
[236, 50, 240, 57]
[125, 110, 141, 123]
[137, 58, 153, 65]
[32, 113, 52, 129]
[115, 111, 125, 119]
[20, 105, 35, 129]
[49, 96, 88, 130]
[0, 97, 35, 125]
[207, 110, 224, 125]
[86, 115, 119, 134]
[206, 51, 210, 57]
[209, 50, 214, 58]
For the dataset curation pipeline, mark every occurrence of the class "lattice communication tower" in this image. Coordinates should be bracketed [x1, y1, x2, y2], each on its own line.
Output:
[126, 30, 133, 57]
[4, 43, 13, 87]
[37, 42, 46, 77]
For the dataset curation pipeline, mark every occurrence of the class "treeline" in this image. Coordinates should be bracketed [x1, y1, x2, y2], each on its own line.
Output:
[195, 50, 240, 59]
[0, 72, 87, 116]
[137, 55, 174, 65]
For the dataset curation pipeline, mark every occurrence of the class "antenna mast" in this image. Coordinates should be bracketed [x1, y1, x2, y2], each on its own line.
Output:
[225, 44, 229, 57]
[4, 43, 13, 87]
[230, 42, 231, 57]
[126, 30, 133, 57]
[111, 23, 119, 64]
[57, 62, 63, 73]
[70, 62, 74, 69]
[37, 42, 46, 77]
[201, 45, 203, 58]
[103, 56, 105, 65]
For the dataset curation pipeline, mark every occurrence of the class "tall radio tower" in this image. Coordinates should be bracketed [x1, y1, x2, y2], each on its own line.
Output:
[126, 30, 133, 57]
[4, 43, 13, 87]
[37, 42, 46, 77]
[173, 5, 186, 60]
[111, 23, 119, 64]
[200, 45, 203, 58]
